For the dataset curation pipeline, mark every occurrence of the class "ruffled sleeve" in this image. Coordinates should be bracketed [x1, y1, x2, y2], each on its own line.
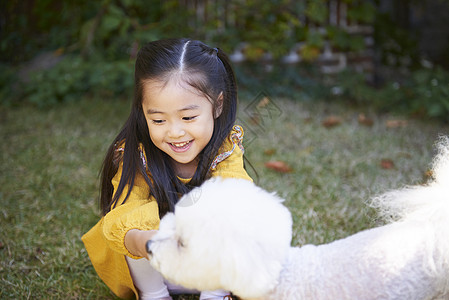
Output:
[210, 125, 253, 181]
[101, 160, 160, 259]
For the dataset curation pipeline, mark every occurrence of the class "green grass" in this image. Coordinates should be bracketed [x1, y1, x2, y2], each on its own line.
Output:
[1, 97, 448, 298]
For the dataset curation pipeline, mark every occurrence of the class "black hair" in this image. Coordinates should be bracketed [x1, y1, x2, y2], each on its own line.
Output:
[99, 38, 238, 217]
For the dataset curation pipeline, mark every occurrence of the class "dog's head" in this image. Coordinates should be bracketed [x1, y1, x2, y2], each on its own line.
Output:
[147, 178, 292, 298]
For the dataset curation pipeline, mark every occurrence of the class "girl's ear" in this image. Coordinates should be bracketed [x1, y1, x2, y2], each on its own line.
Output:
[214, 92, 224, 119]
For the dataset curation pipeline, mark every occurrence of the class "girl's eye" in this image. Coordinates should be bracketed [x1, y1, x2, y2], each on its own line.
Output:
[183, 116, 197, 121]
[152, 120, 165, 124]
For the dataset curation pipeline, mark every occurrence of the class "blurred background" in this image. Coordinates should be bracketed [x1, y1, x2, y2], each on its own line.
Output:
[1, 0, 449, 121]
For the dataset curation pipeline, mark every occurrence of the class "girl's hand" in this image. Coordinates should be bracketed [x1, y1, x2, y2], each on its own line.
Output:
[124, 229, 158, 258]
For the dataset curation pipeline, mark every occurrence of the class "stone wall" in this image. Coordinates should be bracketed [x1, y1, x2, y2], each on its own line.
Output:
[225, 1, 375, 76]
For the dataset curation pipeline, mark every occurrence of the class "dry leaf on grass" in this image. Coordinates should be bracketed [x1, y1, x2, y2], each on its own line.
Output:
[358, 113, 374, 127]
[322, 116, 342, 128]
[264, 149, 276, 156]
[380, 159, 395, 169]
[265, 160, 293, 173]
[424, 169, 434, 181]
[386, 120, 408, 128]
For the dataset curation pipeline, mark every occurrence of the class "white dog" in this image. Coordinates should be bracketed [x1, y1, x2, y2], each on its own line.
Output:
[147, 138, 449, 300]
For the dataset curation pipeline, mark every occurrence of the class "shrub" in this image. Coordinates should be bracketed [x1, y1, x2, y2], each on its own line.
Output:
[329, 67, 449, 122]
[15, 56, 134, 107]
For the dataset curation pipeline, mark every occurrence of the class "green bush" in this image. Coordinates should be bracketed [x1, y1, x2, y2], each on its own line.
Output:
[234, 61, 328, 101]
[17, 56, 134, 107]
[330, 67, 449, 122]
[409, 67, 449, 119]
[0, 64, 18, 106]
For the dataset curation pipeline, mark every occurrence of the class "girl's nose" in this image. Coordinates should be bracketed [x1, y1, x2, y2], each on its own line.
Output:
[168, 122, 186, 138]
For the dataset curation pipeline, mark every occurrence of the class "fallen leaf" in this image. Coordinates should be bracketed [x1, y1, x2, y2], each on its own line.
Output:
[322, 116, 342, 128]
[265, 160, 293, 173]
[380, 159, 395, 169]
[358, 113, 374, 127]
[264, 149, 276, 156]
[386, 120, 408, 128]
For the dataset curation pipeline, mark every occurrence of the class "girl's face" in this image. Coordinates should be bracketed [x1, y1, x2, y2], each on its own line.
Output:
[141, 78, 217, 178]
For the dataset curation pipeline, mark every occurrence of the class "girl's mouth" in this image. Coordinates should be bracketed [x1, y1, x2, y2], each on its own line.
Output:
[169, 140, 193, 152]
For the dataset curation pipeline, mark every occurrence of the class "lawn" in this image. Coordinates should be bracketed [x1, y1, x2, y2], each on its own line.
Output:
[1, 96, 448, 299]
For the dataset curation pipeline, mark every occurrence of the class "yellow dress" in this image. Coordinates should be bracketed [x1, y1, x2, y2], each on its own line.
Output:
[82, 125, 252, 299]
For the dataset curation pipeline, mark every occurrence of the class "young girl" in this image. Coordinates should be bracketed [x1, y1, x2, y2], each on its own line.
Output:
[82, 38, 252, 300]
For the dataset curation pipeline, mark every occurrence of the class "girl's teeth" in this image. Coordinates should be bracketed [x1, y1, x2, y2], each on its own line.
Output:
[172, 141, 189, 147]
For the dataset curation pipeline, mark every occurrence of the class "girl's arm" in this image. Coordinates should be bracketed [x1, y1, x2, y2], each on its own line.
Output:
[124, 229, 158, 258]
[101, 160, 161, 259]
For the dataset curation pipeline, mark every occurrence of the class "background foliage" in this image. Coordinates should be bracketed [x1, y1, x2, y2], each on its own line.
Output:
[1, 0, 449, 121]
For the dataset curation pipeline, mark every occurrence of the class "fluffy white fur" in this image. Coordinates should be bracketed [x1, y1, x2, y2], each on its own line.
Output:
[148, 137, 449, 300]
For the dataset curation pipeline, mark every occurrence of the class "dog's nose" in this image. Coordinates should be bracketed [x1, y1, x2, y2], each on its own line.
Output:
[146, 240, 153, 257]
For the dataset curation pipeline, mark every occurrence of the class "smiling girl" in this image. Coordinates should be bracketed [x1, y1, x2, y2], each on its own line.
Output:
[82, 39, 252, 300]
